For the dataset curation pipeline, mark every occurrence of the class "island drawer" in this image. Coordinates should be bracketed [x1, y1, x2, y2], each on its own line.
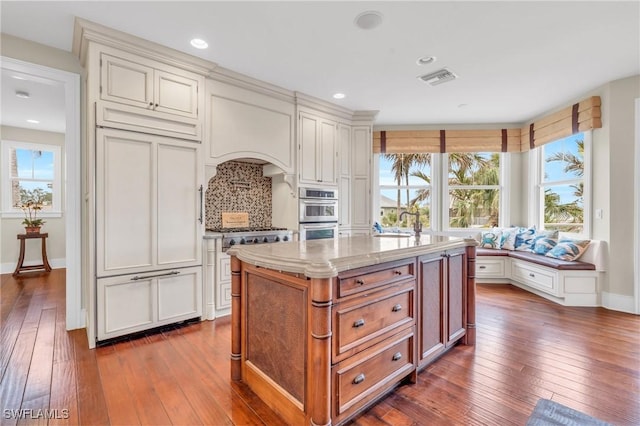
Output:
[337, 259, 415, 298]
[333, 282, 415, 360]
[332, 327, 415, 419]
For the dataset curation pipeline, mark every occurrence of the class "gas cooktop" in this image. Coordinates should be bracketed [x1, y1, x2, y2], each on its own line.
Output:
[207, 226, 289, 233]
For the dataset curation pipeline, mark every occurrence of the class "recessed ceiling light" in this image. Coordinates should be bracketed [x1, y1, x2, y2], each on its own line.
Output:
[190, 38, 208, 49]
[354, 11, 383, 30]
[333, 93, 346, 100]
[15, 91, 30, 99]
[26, 119, 40, 124]
[416, 56, 437, 66]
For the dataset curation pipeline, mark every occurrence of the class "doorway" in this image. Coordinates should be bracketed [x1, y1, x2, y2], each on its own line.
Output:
[1, 57, 82, 330]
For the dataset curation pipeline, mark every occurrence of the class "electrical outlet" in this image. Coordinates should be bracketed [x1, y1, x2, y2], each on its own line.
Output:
[595, 209, 603, 219]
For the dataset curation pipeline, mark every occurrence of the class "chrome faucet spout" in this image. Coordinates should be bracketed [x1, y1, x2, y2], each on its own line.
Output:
[399, 211, 422, 238]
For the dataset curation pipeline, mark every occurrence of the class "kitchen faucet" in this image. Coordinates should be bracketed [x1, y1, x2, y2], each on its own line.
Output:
[399, 211, 422, 238]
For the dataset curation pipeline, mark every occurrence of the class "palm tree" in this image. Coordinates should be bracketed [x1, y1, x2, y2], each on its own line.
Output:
[544, 139, 584, 230]
[383, 153, 430, 226]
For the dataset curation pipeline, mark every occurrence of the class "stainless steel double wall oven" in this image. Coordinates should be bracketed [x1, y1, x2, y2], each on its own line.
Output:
[298, 187, 338, 240]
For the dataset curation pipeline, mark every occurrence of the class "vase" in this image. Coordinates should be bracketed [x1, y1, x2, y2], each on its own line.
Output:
[25, 226, 41, 234]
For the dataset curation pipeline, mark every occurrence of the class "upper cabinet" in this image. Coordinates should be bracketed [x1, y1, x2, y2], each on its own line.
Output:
[298, 111, 338, 186]
[100, 52, 200, 120]
[95, 48, 204, 141]
[205, 76, 295, 174]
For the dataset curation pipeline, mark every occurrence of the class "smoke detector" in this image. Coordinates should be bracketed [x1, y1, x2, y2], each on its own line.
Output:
[418, 68, 458, 86]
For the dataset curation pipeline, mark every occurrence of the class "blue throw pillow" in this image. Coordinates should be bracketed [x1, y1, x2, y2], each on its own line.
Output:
[479, 229, 502, 249]
[532, 237, 557, 255]
[545, 239, 591, 261]
[514, 227, 537, 251]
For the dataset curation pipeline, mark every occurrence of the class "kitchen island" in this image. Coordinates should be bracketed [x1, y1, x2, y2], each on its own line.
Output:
[228, 235, 477, 426]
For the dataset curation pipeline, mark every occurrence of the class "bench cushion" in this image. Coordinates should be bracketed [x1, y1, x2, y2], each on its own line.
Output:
[477, 248, 596, 271]
[508, 251, 595, 270]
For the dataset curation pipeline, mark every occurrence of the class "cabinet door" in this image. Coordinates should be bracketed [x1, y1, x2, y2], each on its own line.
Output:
[338, 124, 351, 227]
[446, 250, 466, 346]
[97, 274, 155, 340]
[319, 120, 337, 184]
[154, 70, 199, 119]
[299, 113, 319, 183]
[351, 126, 371, 228]
[418, 255, 446, 364]
[157, 141, 202, 266]
[157, 267, 202, 322]
[100, 53, 154, 110]
[96, 128, 154, 276]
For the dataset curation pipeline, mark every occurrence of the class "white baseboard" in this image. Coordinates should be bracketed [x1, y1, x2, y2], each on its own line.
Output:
[1, 258, 66, 274]
[601, 291, 638, 314]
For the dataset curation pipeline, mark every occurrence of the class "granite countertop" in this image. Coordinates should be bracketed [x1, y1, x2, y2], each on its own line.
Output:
[227, 234, 477, 278]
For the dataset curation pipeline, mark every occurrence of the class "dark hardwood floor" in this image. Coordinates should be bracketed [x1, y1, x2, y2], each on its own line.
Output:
[1, 269, 639, 425]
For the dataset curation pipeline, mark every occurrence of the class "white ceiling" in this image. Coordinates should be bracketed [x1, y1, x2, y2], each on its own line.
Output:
[1, 1, 639, 131]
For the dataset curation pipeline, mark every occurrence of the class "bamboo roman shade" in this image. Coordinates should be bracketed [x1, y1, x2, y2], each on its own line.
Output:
[373, 96, 602, 154]
[521, 96, 601, 150]
[373, 129, 521, 153]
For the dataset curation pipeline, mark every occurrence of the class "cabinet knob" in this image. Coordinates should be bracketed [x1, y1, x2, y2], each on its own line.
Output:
[479, 265, 487, 269]
[155, 103, 159, 108]
[392, 304, 402, 312]
[393, 270, 402, 275]
[392, 352, 403, 361]
[529, 273, 535, 277]
[353, 319, 365, 328]
[148, 102, 153, 107]
[352, 373, 366, 385]
[356, 279, 365, 285]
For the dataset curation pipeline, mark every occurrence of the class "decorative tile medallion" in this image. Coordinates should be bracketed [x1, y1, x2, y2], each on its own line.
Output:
[205, 161, 272, 229]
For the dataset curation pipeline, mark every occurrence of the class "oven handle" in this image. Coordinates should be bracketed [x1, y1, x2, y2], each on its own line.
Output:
[301, 223, 338, 229]
[299, 199, 338, 205]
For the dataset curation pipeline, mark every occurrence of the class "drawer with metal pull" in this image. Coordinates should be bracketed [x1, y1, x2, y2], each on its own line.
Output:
[332, 327, 415, 419]
[333, 281, 414, 360]
[337, 259, 415, 298]
[511, 259, 558, 295]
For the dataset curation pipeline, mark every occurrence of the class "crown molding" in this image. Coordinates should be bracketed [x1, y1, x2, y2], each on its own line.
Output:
[295, 92, 357, 122]
[208, 66, 295, 104]
[72, 17, 217, 76]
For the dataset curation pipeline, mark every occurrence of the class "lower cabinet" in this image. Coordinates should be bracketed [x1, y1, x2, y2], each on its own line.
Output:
[417, 248, 466, 368]
[97, 266, 202, 341]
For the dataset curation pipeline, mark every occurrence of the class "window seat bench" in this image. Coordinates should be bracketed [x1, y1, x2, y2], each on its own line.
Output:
[475, 240, 606, 306]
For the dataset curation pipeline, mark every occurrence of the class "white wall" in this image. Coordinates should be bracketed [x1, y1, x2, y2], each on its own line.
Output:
[520, 74, 640, 311]
[1, 126, 66, 272]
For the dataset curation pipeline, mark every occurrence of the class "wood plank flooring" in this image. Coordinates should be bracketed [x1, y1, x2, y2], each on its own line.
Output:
[1, 269, 639, 425]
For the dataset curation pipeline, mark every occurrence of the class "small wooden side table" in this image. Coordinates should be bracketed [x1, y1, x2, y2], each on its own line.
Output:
[13, 232, 52, 276]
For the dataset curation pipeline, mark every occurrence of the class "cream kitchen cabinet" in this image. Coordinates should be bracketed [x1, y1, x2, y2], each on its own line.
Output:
[299, 111, 338, 186]
[206, 78, 295, 173]
[97, 266, 202, 340]
[98, 48, 203, 140]
[338, 124, 372, 235]
[96, 128, 203, 277]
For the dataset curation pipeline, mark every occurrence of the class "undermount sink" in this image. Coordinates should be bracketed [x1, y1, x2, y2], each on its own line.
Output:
[373, 233, 413, 238]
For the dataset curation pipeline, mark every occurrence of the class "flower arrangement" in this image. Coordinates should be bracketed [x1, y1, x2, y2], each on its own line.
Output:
[20, 200, 46, 229]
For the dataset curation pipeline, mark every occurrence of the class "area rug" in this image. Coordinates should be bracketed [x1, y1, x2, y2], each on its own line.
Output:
[526, 399, 613, 426]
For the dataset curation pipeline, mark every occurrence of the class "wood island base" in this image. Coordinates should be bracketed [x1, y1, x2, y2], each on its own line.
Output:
[229, 236, 476, 425]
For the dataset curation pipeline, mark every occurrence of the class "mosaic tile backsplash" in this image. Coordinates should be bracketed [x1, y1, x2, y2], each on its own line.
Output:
[205, 161, 272, 230]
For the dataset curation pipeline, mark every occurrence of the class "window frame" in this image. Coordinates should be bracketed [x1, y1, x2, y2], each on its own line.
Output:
[374, 152, 509, 234]
[376, 153, 436, 232]
[1, 140, 62, 218]
[442, 152, 508, 232]
[529, 131, 592, 238]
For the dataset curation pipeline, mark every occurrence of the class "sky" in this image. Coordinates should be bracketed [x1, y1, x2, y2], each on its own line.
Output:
[13, 147, 54, 195]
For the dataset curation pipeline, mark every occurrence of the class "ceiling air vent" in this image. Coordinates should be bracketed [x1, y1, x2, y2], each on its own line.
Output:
[418, 68, 458, 86]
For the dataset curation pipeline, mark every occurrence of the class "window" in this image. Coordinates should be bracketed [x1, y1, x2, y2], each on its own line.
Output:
[445, 152, 502, 229]
[535, 132, 589, 236]
[376, 151, 505, 233]
[1, 140, 62, 216]
[378, 154, 432, 231]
